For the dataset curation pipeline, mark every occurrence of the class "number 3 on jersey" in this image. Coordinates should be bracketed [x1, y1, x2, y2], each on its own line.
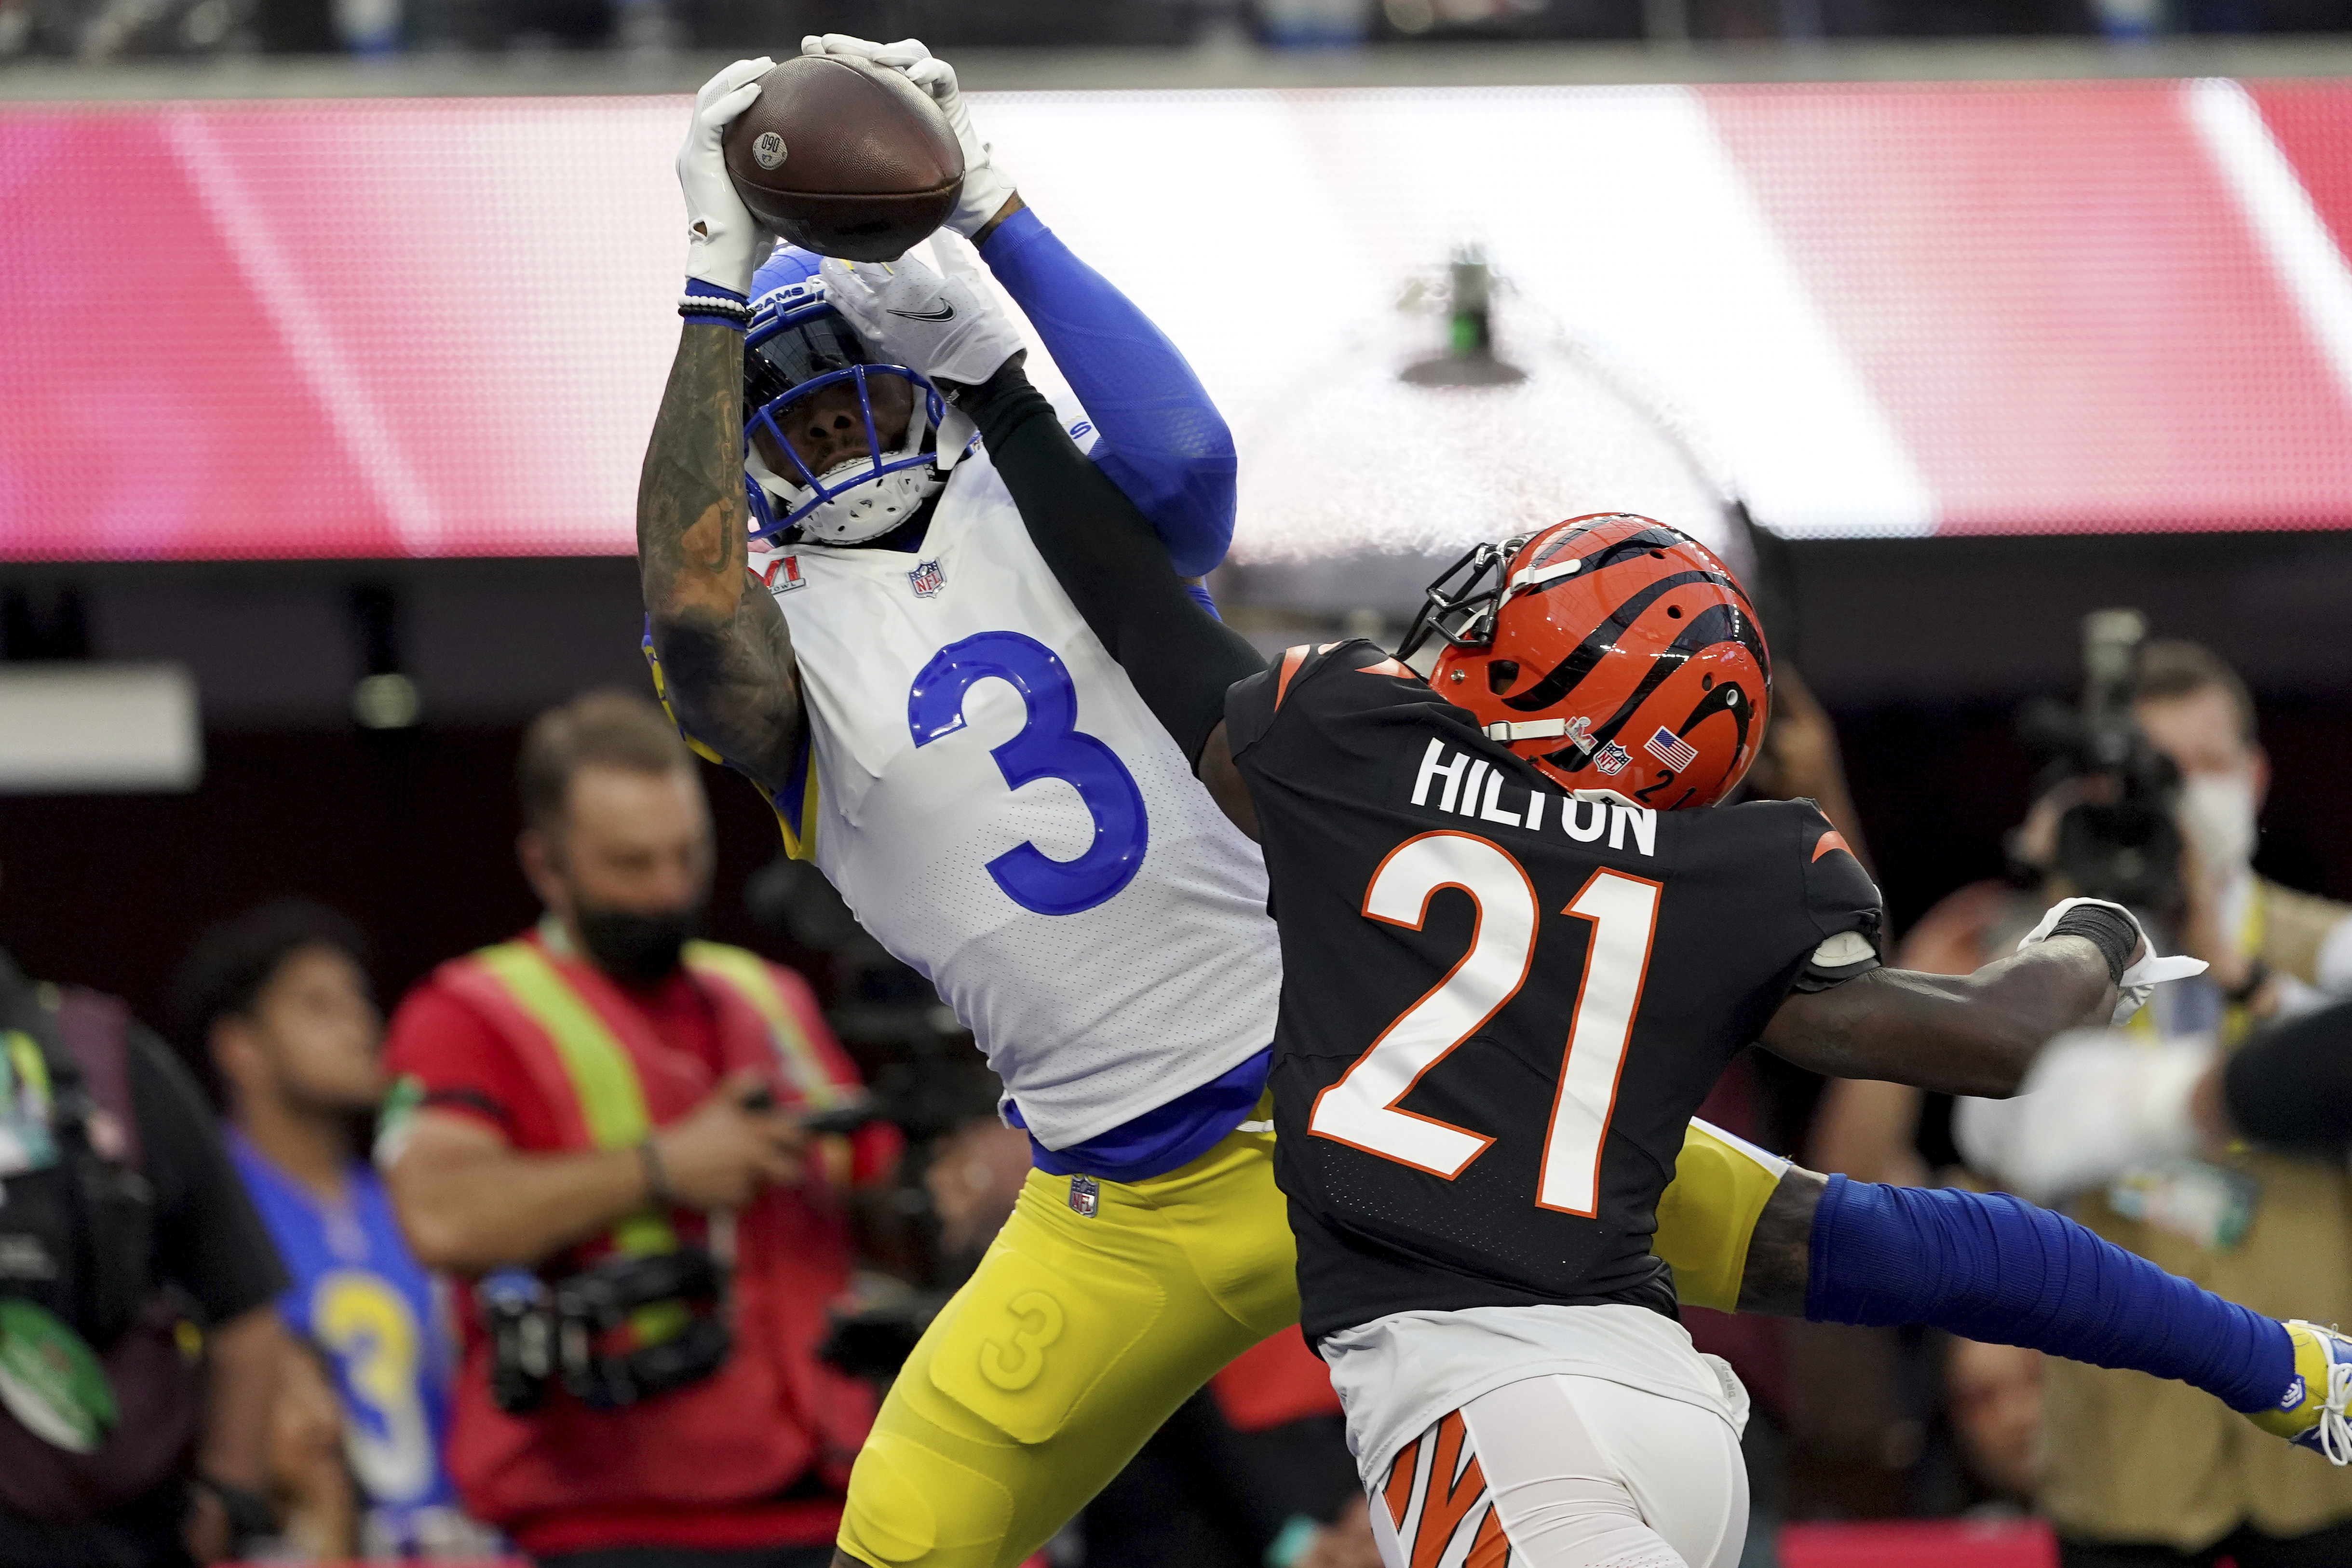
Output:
[1307, 831, 1661, 1217]
[909, 631, 1150, 918]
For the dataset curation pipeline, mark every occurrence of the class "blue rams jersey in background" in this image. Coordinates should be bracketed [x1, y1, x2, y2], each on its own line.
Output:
[229, 1131, 461, 1548]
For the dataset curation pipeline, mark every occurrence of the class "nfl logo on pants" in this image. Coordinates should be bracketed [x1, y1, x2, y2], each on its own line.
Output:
[1068, 1176, 1100, 1217]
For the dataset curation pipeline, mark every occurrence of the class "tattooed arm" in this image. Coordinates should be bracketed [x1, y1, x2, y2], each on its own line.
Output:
[636, 323, 803, 795]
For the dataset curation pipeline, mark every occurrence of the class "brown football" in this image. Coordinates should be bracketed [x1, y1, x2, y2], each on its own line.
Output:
[721, 55, 965, 263]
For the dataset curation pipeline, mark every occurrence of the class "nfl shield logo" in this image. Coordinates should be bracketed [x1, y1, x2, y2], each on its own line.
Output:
[908, 560, 946, 598]
[761, 554, 807, 593]
[1068, 1176, 1100, 1218]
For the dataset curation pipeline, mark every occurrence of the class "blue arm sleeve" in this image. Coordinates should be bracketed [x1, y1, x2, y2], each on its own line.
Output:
[1808, 1176, 2295, 1415]
[980, 206, 1236, 579]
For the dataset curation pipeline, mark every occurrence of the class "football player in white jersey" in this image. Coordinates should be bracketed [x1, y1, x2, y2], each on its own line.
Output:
[646, 45, 1302, 1568]
[643, 46, 2352, 1568]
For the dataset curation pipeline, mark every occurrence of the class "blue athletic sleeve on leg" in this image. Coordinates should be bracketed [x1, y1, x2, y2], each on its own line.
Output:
[980, 207, 1236, 578]
[1806, 1175, 2295, 1415]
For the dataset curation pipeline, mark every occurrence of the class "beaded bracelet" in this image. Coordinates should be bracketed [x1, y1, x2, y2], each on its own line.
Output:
[678, 292, 753, 328]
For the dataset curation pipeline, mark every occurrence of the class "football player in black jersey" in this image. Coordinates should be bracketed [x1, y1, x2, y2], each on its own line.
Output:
[838, 261, 2352, 1568]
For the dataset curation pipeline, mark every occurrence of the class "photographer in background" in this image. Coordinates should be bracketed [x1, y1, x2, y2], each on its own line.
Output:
[2135, 642, 2352, 1017]
[1813, 635, 2352, 1566]
[0, 927, 285, 1566]
[379, 690, 896, 1567]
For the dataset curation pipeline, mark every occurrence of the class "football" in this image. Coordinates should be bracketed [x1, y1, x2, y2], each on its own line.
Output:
[722, 54, 965, 263]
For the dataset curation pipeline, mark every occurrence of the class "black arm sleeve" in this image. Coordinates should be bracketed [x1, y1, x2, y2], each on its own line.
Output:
[2222, 997, 2352, 1148]
[957, 359, 1268, 764]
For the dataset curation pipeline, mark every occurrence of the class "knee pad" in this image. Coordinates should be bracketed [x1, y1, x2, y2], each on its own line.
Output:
[838, 1430, 1015, 1568]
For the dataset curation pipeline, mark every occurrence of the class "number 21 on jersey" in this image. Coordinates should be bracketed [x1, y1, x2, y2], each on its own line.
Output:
[1307, 830, 1661, 1217]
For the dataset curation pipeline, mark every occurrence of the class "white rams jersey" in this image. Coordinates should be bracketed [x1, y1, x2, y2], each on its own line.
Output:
[756, 436, 1281, 1150]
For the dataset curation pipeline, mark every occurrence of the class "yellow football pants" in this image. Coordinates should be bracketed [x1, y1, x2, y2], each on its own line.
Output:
[837, 1116, 1786, 1568]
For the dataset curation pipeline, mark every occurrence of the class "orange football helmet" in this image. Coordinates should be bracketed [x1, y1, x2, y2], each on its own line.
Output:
[1398, 514, 1771, 811]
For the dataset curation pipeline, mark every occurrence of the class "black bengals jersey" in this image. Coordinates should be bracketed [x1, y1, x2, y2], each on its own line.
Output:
[1224, 640, 1884, 1346]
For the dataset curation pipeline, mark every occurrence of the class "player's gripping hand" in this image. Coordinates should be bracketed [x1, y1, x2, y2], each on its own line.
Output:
[2017, 895, 2207, 1025]
[678, 57, 777, 297]
[800, 33, 1019, 239]
[820, 253, 1025, 390]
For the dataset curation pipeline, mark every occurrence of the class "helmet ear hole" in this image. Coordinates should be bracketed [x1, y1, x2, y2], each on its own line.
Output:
[1487, 660, 1519, 695]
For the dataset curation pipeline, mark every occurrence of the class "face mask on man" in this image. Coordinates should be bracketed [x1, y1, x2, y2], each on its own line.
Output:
[2179, 770, 2259, 884]
[574, 901, 702, 984]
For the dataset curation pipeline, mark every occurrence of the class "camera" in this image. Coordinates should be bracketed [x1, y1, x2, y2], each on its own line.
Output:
[2017, 608, 2183, 914]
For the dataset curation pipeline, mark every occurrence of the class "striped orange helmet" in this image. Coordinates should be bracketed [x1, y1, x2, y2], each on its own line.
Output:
[1400, 514, 1771, 810]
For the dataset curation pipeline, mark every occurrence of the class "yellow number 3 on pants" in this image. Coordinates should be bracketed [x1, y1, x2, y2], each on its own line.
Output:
[978, 1291, 1067, 1393]
[836, 1124, 1297, 1568]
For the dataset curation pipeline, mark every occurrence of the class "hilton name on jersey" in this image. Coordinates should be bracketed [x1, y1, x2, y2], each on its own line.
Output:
[1224, 640, 1883, 1345]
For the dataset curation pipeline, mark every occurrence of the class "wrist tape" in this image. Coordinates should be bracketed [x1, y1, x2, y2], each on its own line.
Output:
[2050, 903, 2138, 985]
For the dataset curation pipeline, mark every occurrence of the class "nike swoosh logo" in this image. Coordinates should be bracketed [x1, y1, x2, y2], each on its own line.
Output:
[887, 306, 955, 322]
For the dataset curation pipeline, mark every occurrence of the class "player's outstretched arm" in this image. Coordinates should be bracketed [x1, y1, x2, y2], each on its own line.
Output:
[637, 324, 804, 795]
[980, 210, 1237, 574]
[636, 61, 805, 797]
[1658, 1128, 2341, 1460]
[1758, 934, 2119, 1097]
[1734, 1161, 2352, 1458]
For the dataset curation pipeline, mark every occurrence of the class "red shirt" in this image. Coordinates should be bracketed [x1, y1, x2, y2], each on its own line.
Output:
[384, 933, 894, 1556]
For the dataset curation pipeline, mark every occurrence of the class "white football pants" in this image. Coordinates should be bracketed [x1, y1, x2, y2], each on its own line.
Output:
[1368, 1374, 1747, 1568]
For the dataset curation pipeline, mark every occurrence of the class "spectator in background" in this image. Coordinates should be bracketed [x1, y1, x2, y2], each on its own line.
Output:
[380, 689, 895, 1567]
[1812, 639, 2352, 1566]
[170, 898, 485, 1560]
[268, 1341, 361, 1560]
[0, 928, 286, 1566]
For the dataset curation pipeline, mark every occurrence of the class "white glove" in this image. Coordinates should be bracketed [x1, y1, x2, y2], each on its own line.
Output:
[2017, 895, 2209, 1025]
[1953, 1028, 2215, 1203]
[678, 57, 776, 296]
[801, 34, 1019, 239]
[820, 253, 1025, 390]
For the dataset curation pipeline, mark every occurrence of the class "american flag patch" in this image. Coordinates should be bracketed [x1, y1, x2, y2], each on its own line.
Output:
[1646, 726, 1698, 771]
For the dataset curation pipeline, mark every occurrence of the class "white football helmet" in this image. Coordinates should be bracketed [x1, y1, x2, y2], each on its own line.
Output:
[741, 247, 949, 546]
